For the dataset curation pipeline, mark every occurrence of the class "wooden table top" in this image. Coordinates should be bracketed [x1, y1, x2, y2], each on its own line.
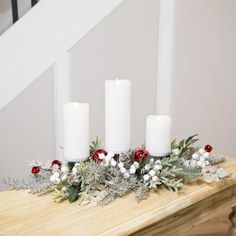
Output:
[1, 155, 236, 236]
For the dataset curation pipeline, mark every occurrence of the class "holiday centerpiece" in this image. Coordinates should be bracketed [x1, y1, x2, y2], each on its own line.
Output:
[1, 136, 230, 205]
[1, 80, 231, 206]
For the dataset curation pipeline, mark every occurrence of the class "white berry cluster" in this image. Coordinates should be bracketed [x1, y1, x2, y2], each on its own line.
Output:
[117, 161, 140, 179]
[143, 159, 162, 183]
[98, 152, 117, 167]
[172, 148, 180, 156]
[71, 163, 79, 175]
[50, 164, 69, 184]
[184, 148, 210, 169]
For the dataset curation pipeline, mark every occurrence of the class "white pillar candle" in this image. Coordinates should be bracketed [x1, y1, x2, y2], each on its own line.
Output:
[63, 102, 89, 162]
[105, 79, 131, 153]
[146, 115, 172, 156]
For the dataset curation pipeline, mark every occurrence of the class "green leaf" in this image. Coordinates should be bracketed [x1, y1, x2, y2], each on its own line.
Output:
[185, 134, 198, 144]
[171, 139, 178, 149]
[187, 138, 199, 147]
[177, 135, 199, 157]
[176, 168, 202, 180]
[67, 186, 80, 203]
[179, 139, 186, 148]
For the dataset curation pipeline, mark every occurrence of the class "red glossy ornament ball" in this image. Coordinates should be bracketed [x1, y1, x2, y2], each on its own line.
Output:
[134, 149, 150, 162]
[31, 166, 40, 174]
[52, 160, 62, 167]
[205, 144, 213, 153]
[92, 149, 107, 162]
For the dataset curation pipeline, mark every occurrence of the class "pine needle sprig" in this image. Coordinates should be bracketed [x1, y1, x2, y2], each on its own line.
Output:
[135, 183, 150, 202]
[1, 175, 53, 194]
[89, 137, 102, 155]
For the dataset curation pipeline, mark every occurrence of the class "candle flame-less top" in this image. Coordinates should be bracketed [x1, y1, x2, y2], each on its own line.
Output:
[64, 102, 89, 110]
[147, 115, 171, 122]
[106, 79, 131, 86]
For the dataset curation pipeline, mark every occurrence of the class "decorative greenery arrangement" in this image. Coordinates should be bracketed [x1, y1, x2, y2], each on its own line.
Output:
[1, 135, 230, 206]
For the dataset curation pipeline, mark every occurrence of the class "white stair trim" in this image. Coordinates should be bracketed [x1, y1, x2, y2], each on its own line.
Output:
[0, 0, 124, 110]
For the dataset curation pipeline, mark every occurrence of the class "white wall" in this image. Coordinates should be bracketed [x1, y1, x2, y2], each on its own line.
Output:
[171, 0, 236, 156]
[0, 68, 55, 190]
[70, 0, 236, 156]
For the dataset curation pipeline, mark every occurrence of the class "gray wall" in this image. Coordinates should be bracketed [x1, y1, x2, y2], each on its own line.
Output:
[171, 0, 236, 156]
[0, 69, 55, 190]
[1, 0, 236, 191]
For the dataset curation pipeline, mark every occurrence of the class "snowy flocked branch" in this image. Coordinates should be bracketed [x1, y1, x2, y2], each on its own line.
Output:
[1, 135, 231, 206]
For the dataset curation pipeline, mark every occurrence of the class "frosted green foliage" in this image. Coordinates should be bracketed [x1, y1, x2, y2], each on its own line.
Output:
[1, 135, 230, 205]
[95, 172, 138, 205]
[1, 174, 52, 194]
[135, 183, 150, 202]
[207, 155, 225, 165]
[1, 159, 53, 194]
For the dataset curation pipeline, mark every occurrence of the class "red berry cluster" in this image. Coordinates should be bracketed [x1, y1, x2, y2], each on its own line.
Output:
[92, 149, 107, 162]
[51, 160, 62, 167]
[134, 149, 150, 162]
[205, 144, 213, 153]
[31, 159, 62, 175]
[31, 166, 40, 174]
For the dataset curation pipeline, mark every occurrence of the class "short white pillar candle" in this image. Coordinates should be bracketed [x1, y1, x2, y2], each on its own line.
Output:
[63, 102, 90, 162]
[105, 79, 131, 153]
[146, 115, 172, 156]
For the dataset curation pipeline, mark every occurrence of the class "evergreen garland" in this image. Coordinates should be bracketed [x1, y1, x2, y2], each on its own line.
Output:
[1, 135, 231, 206]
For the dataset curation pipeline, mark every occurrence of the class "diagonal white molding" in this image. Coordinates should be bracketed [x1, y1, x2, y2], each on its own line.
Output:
[0, 0, 124, 110]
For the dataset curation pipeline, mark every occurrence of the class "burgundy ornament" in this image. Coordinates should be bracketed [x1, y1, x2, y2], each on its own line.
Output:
[52, 160, 62, 167]
[31, 166, 40, 174]
[134, 149, 150, 162]
[205, 144, 213, 153]
[92, 149, 107, 162]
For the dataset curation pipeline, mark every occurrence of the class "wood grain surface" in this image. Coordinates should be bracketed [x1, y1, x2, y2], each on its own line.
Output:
[0, 155, 236, 236]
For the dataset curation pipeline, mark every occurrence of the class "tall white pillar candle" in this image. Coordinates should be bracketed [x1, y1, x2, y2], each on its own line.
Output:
[63, 102, 89, 162]
[105, 79, 131, 153]
[146, 115, 172, 156]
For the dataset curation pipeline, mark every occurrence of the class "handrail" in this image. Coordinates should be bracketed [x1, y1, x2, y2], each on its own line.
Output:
[11, 0, 38, 24]
[11, 0, 19, 23]
[31, 0, 38, 7]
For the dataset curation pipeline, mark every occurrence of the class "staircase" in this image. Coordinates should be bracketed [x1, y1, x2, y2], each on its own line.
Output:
[0, 0, 124, 110]
[11, 0, 39, 24]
